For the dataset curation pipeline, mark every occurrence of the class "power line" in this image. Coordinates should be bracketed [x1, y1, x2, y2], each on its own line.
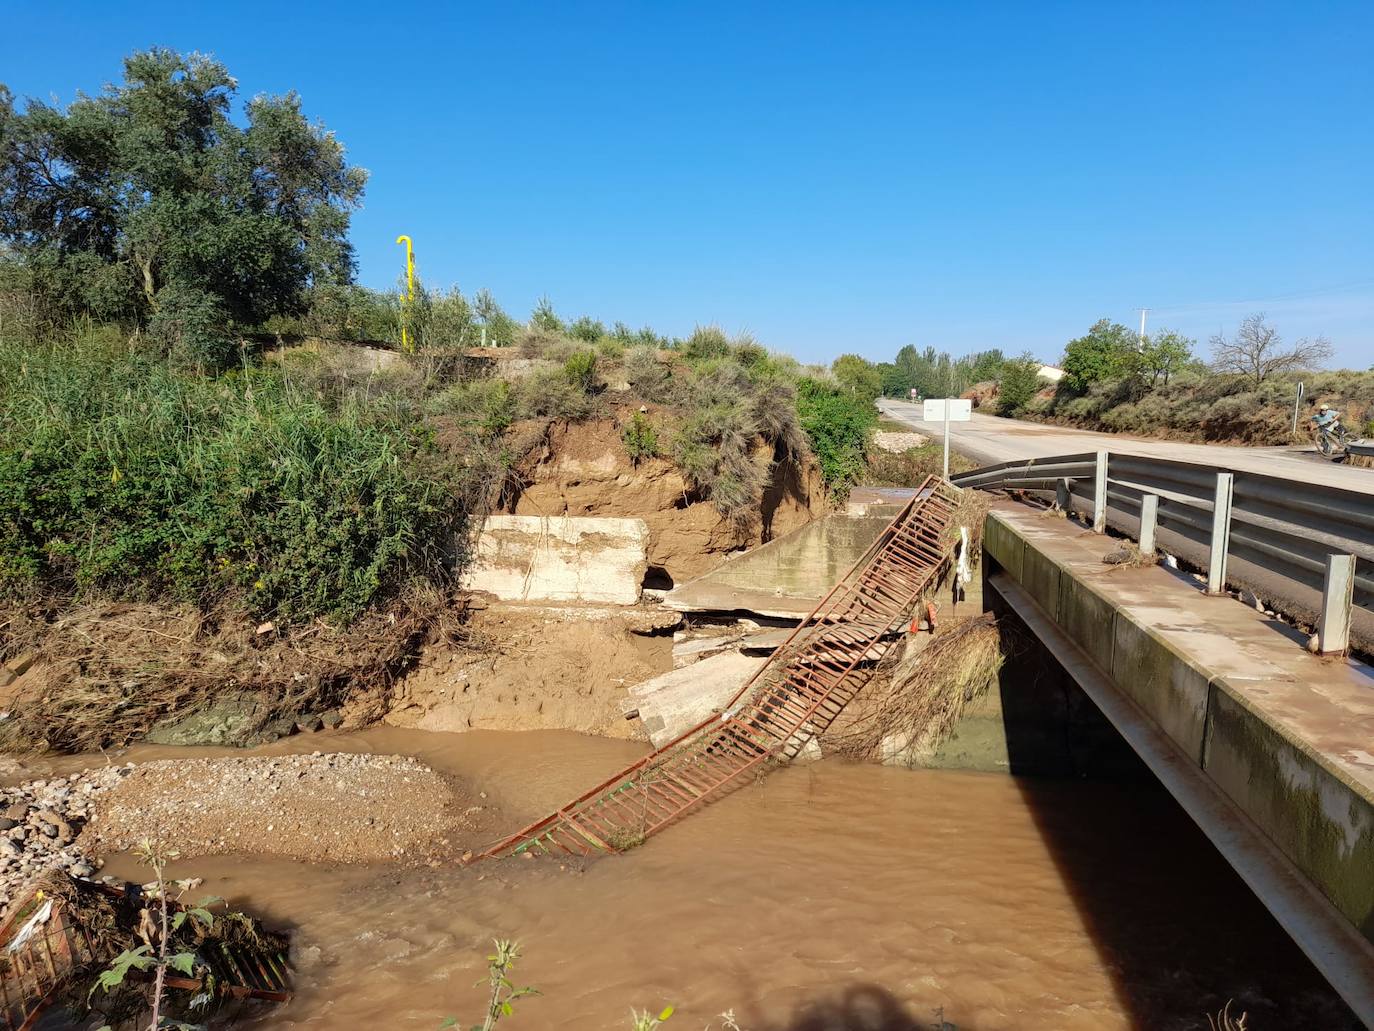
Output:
[1145, 278, 1374, 316]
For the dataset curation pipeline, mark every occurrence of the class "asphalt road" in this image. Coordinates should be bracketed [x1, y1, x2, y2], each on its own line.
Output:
[878, 399, 1374, 493]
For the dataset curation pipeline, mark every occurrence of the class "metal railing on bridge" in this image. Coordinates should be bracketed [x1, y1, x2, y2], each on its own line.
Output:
[953, 452, 1373, 656]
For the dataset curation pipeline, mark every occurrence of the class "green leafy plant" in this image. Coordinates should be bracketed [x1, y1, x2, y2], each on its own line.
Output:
[996, 353, 1045, 416]
[91, 840, 222, 1031]
[621, 412, 659, 465]
[438, 939, 539, 1031]
[564, 349, 599, 392]
[794, 377, 876, 500]
[0, 333, 477, 625]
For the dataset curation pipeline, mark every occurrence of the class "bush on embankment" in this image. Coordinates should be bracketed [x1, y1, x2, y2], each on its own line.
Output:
[0, 330, 483, 626]
[1027, 368, 1374, 445]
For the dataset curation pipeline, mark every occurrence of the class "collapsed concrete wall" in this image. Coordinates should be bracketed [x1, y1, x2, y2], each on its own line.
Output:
[466, 515, 650, 605]
[622, 650, 766, 747]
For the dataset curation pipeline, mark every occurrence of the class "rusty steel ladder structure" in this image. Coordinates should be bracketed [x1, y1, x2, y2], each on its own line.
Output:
[0, 883, 291, 1030]
[477, 476, 964, 860]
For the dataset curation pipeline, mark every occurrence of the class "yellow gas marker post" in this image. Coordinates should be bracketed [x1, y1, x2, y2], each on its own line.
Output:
[396, 234, 415, 352]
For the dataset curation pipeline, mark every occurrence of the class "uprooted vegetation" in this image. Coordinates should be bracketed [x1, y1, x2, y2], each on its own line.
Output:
[822, 613, 1004, 762]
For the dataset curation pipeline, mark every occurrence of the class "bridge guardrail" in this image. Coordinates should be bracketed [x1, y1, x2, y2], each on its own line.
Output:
[953, 451, 1373, 656]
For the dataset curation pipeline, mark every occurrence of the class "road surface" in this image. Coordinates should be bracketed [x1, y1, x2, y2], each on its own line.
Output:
[879, 399, 1374, 493]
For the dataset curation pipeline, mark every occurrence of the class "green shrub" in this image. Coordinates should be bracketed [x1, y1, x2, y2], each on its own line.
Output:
[595, 336, 625, 360]
[794, 378, 876, 499]
[148, 285, 239, 371]
[0, 334, 473, 624]
[681, 325, 732, 364]
[564, 349, 599, 392]
[431, 378, 513, 436]
[513, 365, 598, 421]
[621, 412, 659, 465]
[996, 354, 1043, 416]
[623, 345, 669, 401]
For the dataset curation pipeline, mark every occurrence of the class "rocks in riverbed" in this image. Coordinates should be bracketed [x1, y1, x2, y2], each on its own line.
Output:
[0, 766, 129, 916]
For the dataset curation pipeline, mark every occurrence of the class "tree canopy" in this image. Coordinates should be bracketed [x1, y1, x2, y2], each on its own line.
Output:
[831, 353, 882, 402]
[0, 48, 365, 341]
[1060, 319, 1139, 392]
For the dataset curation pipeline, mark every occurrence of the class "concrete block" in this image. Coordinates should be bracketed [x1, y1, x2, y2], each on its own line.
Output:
[672, 636, 739, 669]
[1021, 542, 1062, 622]
[467, 515, 649, 606]
[983, 514, 1024, 583]
[1057, 575, 1116, 674]
[1202, 682, 1374, 944]
[1111, 610, 1209, 763]
[665, 512, 892, 618]
[623, 651, 767, 747]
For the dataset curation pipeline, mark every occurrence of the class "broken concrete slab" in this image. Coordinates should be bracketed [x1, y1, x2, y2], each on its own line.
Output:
[466, 515, 649, 606]
[622, 650, 766, 747]
[846, 486, 918, 516]
[663, 512, 894, 618]
[671, 636, 741, 668]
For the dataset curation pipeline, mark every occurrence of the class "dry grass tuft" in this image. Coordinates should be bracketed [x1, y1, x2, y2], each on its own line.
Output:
[1207, 1000, 1248, 1030]
[947, 486, 993, 557]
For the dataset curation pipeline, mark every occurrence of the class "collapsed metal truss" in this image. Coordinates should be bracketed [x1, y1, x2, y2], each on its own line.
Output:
[477, 477, 963, 859]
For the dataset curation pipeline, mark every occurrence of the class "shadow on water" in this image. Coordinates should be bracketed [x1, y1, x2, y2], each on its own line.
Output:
[989, 602, 1362, 1030]
[735, 983, 954, 1031]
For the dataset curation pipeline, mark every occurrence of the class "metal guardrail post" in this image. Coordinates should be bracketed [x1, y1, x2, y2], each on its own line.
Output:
[1139, 493, 1159, 555]
[1093, 451, 1108, 532]
[1055, 478, 1071, 512]
[1319, 554, 1356, 656]
[1207, 473, 1234, 595]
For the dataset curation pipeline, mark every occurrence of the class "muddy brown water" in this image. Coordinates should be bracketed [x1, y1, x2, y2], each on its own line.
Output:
[20, 727, 1359, 1030]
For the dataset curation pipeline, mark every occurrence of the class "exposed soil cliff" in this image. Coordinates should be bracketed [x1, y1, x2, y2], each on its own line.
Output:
[499, 412, 828, 584]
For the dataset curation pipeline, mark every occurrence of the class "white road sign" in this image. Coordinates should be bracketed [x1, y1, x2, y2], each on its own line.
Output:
[923, 398, 972, 422]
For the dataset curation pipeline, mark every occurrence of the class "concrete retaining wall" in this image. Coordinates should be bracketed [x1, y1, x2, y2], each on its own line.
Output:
[467, 515, 649, 605]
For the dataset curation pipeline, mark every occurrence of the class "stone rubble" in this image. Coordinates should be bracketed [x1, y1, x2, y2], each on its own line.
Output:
[0, 765, 130, 916]
[873, 431, 929, 453]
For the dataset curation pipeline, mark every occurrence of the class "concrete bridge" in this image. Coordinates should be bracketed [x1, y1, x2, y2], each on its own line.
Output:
[974, 490, 1373, 1023]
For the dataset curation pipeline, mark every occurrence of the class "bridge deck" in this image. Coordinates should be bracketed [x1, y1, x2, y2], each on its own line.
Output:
[984, 500, 1374, 1022]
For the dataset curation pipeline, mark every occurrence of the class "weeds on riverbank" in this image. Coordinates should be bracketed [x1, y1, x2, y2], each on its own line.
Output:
[0, 331, 488, 626]
[1030, 367, 1374, 446]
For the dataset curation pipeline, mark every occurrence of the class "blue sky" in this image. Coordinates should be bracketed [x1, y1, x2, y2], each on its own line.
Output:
[4, 1, 1372, 367]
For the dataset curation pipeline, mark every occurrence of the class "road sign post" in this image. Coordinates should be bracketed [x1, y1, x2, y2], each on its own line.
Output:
[922, 398, 972, 480]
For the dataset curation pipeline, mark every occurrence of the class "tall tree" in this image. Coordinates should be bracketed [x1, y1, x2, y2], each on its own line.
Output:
[997, 353, 1044, 416]
[1060, 319, 1139, 392]
[831, 353, 882, 402]
[1210, 313, 1332, 387]
[0, 49, 366, 340]
[1140, 329, 1194, 385]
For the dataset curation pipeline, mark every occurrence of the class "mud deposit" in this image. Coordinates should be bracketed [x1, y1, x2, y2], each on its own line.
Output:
[75, 728, 1356, 1030]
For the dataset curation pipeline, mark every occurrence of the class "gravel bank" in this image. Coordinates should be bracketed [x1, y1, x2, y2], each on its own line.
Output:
[1, 752, 495, 915]
[85, 753, 492, 865]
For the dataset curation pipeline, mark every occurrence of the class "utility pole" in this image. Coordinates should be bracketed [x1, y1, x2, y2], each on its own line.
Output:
[1137, 307, 1149, 347]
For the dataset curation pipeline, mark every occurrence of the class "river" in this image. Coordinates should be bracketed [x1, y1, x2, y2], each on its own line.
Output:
[63, 727, 1356, 1029]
